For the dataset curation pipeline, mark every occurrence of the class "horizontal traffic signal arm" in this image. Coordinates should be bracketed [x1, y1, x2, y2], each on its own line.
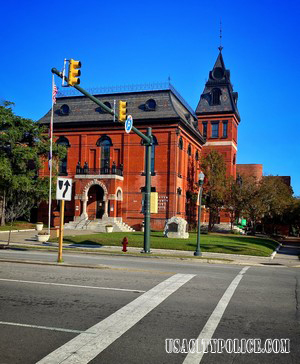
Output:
[52, 68, 114, 116]
[51, 67, 151, 144]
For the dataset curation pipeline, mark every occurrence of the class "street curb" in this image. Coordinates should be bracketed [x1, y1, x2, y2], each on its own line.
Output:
[0, 229, 36, 234]
[270, 242, 282, 260]
[0, 257, 265, 269]
[0, 258, 111, 270]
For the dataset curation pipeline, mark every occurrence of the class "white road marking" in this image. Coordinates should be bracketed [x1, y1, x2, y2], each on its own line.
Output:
[0, 278, 145, 293]
[183, 266, 249, 364]
[36, 273, 195, 364]
[0, 321, 95, 334]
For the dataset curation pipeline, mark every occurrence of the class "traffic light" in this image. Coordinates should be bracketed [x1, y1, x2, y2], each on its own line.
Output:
[68, 59, 81, 86]
[119, 100, 127, 122]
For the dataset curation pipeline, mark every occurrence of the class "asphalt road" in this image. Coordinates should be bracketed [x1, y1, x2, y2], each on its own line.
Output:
[0, 251, 299, 363]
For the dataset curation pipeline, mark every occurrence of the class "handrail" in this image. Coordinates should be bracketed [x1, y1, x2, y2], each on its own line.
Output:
[75, 216, 87, 229]
[83, 215, 95, 229]
[74, 214, 96, 229]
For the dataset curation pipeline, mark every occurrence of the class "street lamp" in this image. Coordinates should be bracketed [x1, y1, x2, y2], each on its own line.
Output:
[194, 171, 205, 256]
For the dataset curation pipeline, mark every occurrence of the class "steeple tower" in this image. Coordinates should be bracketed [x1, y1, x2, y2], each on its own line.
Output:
[196, 50, 240, 120]
[196, 49, 240, 178]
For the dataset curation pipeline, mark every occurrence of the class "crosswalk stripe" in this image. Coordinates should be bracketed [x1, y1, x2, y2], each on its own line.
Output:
[0, 278, 145, 293]
[0, 321, 95, 334]
[182, 266, 249, 363]
[36, 273, 195, 364]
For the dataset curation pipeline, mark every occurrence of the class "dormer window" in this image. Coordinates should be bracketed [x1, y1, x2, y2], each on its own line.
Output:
[96, 101, 112, 113]
[145, 99, 156, 111]
[211, 88, 222, 106]
[60, 104, 70, 116]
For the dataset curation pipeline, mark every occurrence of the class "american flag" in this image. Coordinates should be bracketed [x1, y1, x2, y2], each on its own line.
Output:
[48, 151, 52, 170]
[52, 83, 58, 105]
[49, 82, 57, 139]
[49, 79, 57, 168]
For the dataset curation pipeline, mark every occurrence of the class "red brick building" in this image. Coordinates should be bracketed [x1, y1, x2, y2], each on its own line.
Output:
[38, 86, 206, 230]
[236, 164, 263, 180]
[38, 49, 241, 230]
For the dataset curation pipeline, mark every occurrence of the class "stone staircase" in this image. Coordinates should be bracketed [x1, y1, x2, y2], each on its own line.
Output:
[64, 218, 135, 233]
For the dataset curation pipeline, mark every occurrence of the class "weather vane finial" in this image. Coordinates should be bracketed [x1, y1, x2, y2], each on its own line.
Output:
[218, 19, 223, 52]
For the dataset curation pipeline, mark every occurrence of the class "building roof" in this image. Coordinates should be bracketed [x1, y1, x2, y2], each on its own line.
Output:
[196, 51, 241, 121]
[38, 84, 205, 143]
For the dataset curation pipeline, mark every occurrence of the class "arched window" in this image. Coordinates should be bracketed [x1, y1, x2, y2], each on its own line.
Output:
[178, 137, 183, 177]
[56, 136, 70, 175]
[97, 136, 113, 170]
[211, 88, 222, 106]
[187, 144, 191, 156]
[151, 135, 158, 174]
[178, 137, 183, 150]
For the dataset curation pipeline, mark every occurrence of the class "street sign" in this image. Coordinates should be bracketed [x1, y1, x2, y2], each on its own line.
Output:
[125, 115, 133, 134]
[56, 177, 72, 201]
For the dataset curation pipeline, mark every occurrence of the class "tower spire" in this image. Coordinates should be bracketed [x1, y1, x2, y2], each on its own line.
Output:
[218, 19, 223, 52]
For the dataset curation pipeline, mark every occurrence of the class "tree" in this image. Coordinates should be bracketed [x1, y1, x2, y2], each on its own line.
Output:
[201, 150, 227, 231]
[0, 101, 65, 228]
[223, 175, 245, 230]
[286, 198, 300, 236]
[259, 176, 294, 234]
[240, 175, 293, 234]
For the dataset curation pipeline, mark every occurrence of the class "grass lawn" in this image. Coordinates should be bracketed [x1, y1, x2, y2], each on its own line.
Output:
[59, 231, 279, 257]
[0, 221, 35, 231]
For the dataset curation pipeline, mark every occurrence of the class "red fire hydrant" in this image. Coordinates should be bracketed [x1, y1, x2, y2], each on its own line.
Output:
[122, 237, 128, 252]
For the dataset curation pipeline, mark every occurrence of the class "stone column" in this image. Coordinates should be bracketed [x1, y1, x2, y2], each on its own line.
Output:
[80, 196, 88, 219]
[103, 196, 108, 218]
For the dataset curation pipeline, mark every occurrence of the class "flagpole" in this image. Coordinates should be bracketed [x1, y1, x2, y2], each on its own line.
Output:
[47, 75, 55, 235]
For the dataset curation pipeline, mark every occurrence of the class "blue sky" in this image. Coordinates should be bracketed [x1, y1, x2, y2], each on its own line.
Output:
[1, 0, 299, 195]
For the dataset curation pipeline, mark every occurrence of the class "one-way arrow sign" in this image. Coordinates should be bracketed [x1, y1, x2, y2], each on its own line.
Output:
[56, 177, 72, 201]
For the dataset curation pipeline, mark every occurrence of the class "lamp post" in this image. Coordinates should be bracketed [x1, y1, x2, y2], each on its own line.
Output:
[194, 171, 205, 256]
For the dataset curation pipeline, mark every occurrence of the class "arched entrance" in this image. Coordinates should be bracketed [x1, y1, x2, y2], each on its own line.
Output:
[87, 185, 104, 219]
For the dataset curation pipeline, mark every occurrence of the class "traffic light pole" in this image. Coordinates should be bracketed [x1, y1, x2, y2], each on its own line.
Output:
[143, 128, 152, 253]
[51, 67, 152, 253]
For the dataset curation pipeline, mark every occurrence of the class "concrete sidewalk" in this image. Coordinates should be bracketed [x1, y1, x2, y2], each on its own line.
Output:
[0, 230, 299, 268]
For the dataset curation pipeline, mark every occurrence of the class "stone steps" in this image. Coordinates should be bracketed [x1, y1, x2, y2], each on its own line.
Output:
[64, 219, 135, 233]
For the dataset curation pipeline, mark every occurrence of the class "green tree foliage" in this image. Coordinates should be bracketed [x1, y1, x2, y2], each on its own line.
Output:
[201, 150, 227, 231]
[223, 175, 246, 230]
[285, 198, 300, 236]
[0, 101, 65, 227]
[231, 175, 293, 234]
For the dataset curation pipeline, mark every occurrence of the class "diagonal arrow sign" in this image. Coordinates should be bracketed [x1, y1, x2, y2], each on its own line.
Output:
[62, 180, 70, 198]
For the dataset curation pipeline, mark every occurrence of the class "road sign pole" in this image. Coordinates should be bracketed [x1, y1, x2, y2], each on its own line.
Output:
[58, 199, 65, 263]
[143, 127, 152, 253]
